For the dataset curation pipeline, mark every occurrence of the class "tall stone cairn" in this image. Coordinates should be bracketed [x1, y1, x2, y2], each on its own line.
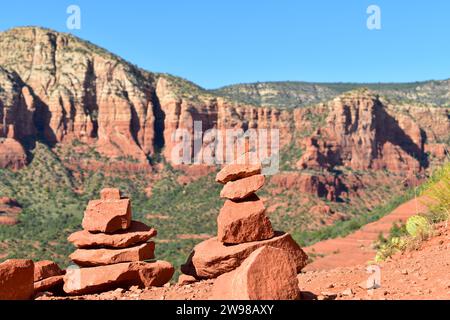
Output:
[181, 152, 308, 299]
[63, 188, 174, 295]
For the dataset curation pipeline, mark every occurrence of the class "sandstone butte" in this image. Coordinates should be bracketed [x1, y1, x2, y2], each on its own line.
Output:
[63, 261, 174, 296]
[217, 195, 274, 244]
[70, 242, 155, 267]
[220, 174, 265, 200]
[0, 27, 448, 181]
[68, 221, 157, 249]
[0, 138, 27, 170]
[211, 246, 301, 300]
[0, 259, 34, 300]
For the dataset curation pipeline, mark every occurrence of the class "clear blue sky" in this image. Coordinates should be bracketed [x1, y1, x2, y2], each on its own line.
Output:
[0, 0, 449, 89]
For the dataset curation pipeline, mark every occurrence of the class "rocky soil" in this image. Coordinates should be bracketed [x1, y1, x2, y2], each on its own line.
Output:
[37, 220, 450, 300]
[298, 222, 450, 300]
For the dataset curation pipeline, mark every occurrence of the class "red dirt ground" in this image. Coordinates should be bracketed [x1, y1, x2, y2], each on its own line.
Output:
[298, 221, 450, 300]
[304, 197, 429, 271]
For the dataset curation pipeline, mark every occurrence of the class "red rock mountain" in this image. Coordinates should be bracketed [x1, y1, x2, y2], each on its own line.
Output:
[0, 27, 448, 176]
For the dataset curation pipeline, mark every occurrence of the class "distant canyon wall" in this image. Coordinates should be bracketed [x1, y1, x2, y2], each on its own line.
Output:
[0, 27, 448, 174]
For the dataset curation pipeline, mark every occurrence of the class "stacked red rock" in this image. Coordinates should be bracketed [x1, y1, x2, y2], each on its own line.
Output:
[64, 188, 174, 295]
[217, 157, 273, 244]
[33, 260, 65, 294]
[181, 153, 308, 299]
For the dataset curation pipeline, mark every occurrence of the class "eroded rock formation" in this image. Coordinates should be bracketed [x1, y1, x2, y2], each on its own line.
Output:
[296, 92, 432, 173]
[0, 27, 448, 178]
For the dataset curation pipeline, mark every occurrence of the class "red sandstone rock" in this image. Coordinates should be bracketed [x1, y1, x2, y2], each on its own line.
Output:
[0, 28, 448, 175]
[217, 195, 274, 244]
[68, 221, 157, 248]
[426, 143, 448, 160]
[296, 93, 429, 174]
[0, 197, 22, 226]
[34, 275, 64, 294]
[177, 274, 198, 286]
[100, 188, 121, 200]
[216, 152, 262, 184]
[0, 259, 34, 300]
[220, 175, 265, 200]
[0, 197, 21, 207]
[70, 242, 155, 267]
[82, 198, 131, 233]
[34, 260, 63, 282]
[63, 261, 174, 295]
[0, 138, 27, 170]
[270, 172, 345, 202]
[181, 232, 308, 279]
[211, 246, 301, 300]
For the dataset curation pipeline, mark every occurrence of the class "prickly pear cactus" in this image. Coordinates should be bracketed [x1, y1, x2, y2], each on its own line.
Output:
[406, 215, 430, 237]
[390, 236, 406, 249]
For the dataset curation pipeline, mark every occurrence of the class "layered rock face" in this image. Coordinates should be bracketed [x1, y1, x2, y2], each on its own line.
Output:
[0, 27, 448, 176]
[181, 155, 307, 299]
[64, 188, 174, 295]
[296, 92, 433, 173]
[0, 138, 27, 170]
[0, 27, 292, 170]
[0, 27, 156, 165]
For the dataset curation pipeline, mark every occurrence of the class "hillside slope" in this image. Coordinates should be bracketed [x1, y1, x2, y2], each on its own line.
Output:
[214, 80, 450, 109]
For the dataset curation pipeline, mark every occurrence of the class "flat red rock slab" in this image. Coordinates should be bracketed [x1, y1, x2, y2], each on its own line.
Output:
[34, 275, 64, 294]
[220, 174, 265, 200]
[82, 198, 131, 233]
[0, 259, 34, 300]
[217, 195, 274, 244]
[181, 232, 308, 279]
[70, 242, 155, 267]
[34, 260, 63, 282]
[68, 221, 157, 249]
[211, 246, 301, 300]
[216, 152, 262, 184]
[63, 261, 174, 295]
[177, 274, 198, 286]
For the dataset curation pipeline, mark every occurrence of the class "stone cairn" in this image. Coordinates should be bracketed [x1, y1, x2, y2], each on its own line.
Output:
[181, 152, 309, 299]
[63, 188, 174, 295]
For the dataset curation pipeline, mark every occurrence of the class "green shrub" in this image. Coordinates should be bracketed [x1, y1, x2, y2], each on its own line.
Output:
[405, 215, 431, 238]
